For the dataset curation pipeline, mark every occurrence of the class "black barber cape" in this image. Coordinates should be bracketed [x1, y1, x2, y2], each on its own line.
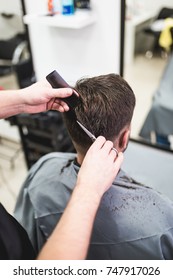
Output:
[0, 203, 36, 260]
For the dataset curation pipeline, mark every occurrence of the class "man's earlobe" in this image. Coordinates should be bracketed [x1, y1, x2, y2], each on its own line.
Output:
[118, 129, 130, 152]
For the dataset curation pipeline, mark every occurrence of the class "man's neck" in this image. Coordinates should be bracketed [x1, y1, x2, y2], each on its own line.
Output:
[76, 153, 84, 165]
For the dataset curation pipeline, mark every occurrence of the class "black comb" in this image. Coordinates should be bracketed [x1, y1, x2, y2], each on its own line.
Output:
[46, 70, 80, 110]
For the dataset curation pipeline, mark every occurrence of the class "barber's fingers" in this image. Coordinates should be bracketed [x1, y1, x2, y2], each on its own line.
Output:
[92, 137, 117, 156]
[48, 87, 73, 98]
[109, 146, 120, 160]
[102, 141, 123, 164]
[89, 136, 119, 157]
[88, 136, 107, 151]
[51, 99, 70, 111]
[100, 140, 114, 153]
[51, 90, 79, 112]
[94, 137, 123, 165]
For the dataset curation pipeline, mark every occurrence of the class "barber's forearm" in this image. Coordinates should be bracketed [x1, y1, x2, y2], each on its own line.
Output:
[37, 185, 101, 260]
[0, 90, 24, 118]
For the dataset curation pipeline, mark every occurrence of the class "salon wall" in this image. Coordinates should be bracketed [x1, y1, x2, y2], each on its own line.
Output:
[23, 0, 122, 83]
[23, 0, 47, 14]
[127, 0, 173, 14]
[142, 0, 173, 13]
[0, 0, 122, 142]
[0, 0, 23, 142]
[0, 0, 24, 40]
[0, 0, 22, 14]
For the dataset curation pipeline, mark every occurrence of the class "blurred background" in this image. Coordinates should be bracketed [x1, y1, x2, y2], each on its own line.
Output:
[0, 0, 173, 214]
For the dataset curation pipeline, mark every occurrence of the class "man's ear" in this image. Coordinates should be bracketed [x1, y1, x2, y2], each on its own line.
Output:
[118, 127, 130, 152]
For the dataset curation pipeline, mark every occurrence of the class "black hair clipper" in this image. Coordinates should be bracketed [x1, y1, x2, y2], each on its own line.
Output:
[46, 70, 80, 110]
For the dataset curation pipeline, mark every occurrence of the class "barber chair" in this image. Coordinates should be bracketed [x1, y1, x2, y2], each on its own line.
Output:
[0, 32, 35, 88]
[6, 111, 75, 169]
[0, 33, 28, 76]
[13, 57, 36, 89]
[144, 7, 173, 58]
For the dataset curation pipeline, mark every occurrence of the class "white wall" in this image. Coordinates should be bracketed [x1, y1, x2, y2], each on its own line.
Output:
[0, 0, 22, 14]
[0, 0, 24, 39]
[142, 0, 173, 13]
[23, 0, 47, 14]
[0, 0, 23, 141]
[0, 0, 122, 142]
[127, 0, 173, 15]
[23, 0, 121, 84]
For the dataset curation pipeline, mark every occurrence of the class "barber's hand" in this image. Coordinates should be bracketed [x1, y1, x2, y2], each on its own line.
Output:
[20, 80, 73, 114]
[76, 136, 123, 198]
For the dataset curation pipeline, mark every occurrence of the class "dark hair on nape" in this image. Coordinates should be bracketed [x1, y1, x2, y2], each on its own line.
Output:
[63, 73, 136, 151]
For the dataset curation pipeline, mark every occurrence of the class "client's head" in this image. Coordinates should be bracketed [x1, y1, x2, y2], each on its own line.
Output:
[63, 73, 135, 161]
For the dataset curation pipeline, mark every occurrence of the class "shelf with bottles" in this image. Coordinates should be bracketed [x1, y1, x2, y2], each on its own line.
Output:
[23, 10, 96, 29]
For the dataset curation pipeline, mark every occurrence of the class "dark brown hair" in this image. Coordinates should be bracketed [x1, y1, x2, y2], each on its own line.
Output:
[63, 74, 135, 150]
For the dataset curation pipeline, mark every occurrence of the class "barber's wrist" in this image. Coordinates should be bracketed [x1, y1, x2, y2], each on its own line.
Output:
[75, 182, 102, 205]
[8, 90, 25, 115]
[18, 88, 32, 113]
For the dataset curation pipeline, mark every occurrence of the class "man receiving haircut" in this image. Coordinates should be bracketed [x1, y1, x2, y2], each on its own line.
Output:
[15, 74, 173, 259]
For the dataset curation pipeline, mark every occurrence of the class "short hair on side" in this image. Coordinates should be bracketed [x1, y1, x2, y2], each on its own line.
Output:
[63, 73, 136, 150]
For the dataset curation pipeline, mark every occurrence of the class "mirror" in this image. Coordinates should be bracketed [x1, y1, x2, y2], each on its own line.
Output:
[124, 0, 173, 151]
[0, 0, 30, 84]
[0, 0, 34, 149]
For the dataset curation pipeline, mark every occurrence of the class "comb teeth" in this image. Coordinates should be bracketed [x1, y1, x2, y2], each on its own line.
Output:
[46, 70, 81, 110]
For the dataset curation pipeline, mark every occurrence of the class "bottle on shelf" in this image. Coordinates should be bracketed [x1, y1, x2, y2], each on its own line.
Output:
[62, 0, 75, 15]
[48, 0, 61, 14]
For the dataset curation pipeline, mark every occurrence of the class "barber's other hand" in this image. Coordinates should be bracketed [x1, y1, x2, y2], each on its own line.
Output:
[20, 80, 73, 114]
[76, 136, 123, 198]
